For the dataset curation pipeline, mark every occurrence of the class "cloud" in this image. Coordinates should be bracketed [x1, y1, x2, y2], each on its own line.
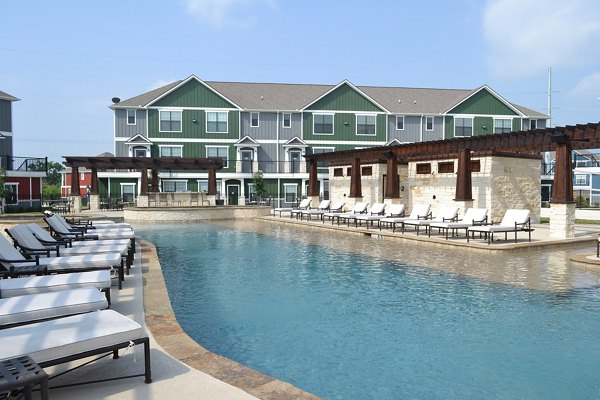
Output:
[183, 0, 276, 30]
[569, 72, 600, 98]
[483, 0, 600, 79]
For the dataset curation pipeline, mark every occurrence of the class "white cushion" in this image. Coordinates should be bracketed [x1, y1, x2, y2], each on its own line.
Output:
[0, 271, 111, 298]
[60, 244, 129, 257]
[0, 288, 107, 326]
[90, 223, 132, 230]
[70, 239, 132, 248]
[0, 310, 145, 364]
[38, 252, 122, 271]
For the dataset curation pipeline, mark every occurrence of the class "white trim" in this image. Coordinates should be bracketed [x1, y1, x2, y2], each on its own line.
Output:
[282, 113, 292, 128]
[454, 116, 474, 137]
[425, 116, 434, 131]
[206, 110, 229, 134]
[116, 137, 239, 144]
[158, 109, 183, 133]
[395, 115, 405, 130]
[250, 112, 260, 128]
[355, 114, 377, 136]
[206, 145, 230, 168]
[493, 117, 512, 133]
[305, 140, 385, 146]
[147, 106, 238, 111]
[126, 109, 136, 125]
[158, 145, 184, 157]
[313, 113, 334, 135]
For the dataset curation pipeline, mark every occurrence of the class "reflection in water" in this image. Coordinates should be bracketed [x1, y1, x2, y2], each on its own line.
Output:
[207, 219, 600, 292]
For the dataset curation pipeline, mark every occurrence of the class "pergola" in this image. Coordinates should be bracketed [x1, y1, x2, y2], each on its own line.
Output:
[304, 122, 600, 205]
[63, 156, 224, 196]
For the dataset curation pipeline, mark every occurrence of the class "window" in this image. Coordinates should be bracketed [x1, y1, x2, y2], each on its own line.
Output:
[206, 111, 228, 133]
[494, 118, 511, 134]
[283, 184, 298, 203]
[396, 116, 404, 130]
[133, 147, 147, 157]
[198, 179, 222, 198]
[356, 115, 376, 135]
[361, 166, 373, 176]
[282, 113, 291, 128]
[159, 110, 182, 132]
[121, 183, 136, 202]
[4, 183, 17, 205]
[438, 162, 454, 174]
[312, 147, 334, 168]
[416, 163, 431, 174]
[80, 172, 85, 181]
[159, 146, 183, 157]
[314, 114, 334, 135]
[575, 174, 588, 185]
[251, 112, 259, 127]
[127, 109, 136, 125]
[162, 180, 187, 192]
[471, 160, 481, 172]
[206, 146, 229, 168]
[530, 119, 537, 130]
[425, 116, 434, 131]
[455, 117, 473, 137]
[334, 168, 344, 177]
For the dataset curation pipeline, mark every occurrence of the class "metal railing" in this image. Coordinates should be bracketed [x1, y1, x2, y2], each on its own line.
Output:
[0, 156, 47, 172]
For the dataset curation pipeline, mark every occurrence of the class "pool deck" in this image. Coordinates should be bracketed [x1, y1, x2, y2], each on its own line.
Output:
[4, 208, 600, 399]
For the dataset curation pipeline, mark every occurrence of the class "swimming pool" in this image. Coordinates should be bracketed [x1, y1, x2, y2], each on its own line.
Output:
[136, 222, 600, 399]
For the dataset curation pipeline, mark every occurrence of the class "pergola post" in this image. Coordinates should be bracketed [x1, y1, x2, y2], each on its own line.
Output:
[89, 167, 100, 210]
[70, 166, 81, 214]
[550, 134, 575, 238]
[151, 169, 159, 192]
[454, 148, 474, 213]
[384, 152, 399, 203]
[349, 158, 362, 204]
[307, 159, 320, 205]
[207, 168, 217, 205]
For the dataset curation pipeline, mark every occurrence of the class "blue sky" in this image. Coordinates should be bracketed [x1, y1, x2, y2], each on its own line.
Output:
[2, 0, 600, 162]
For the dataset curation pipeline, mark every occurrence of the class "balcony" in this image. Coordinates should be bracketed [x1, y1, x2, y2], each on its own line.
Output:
[0, 156, 47, 175]
[233, 160, 313, 175]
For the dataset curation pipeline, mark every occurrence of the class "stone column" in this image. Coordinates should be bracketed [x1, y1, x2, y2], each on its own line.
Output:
[550, 203, 576, 239]
[89, 194, 100, 210]
[70, 195, 81, 214]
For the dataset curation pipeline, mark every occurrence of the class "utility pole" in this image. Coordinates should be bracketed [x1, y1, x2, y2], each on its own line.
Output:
[547, 67, 552, 128]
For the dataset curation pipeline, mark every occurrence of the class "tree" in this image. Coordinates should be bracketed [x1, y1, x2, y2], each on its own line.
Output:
[253, 170, 268, 200]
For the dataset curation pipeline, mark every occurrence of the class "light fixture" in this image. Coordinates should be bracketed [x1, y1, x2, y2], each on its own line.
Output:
[192, 119, 198, 123]
[482, 125, 487, 129]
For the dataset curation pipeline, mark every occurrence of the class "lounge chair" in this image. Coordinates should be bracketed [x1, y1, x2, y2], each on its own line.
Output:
[272, 198, 311, 218]
[0, 234, 125, 289]
[402, 206, 459, 235]
[299, 200, 332, 221]
[467, 209, 533, 244]
[290, 198, 313, 219]
[47, 212, 132, 230]
[428, 208, 488, 239]
[0, 287, 108, 328]
[353, 203, 387, 228]
[319, 201, 346, 223]
[44, 215, 135, 241]
[0, 270, 112, 303]
[379, 204, 431, 233]
[26, 223, 135, 256]
[6, 224, 133, 272]
[0, 309, 152, 384]
[334, 202, 370, 226]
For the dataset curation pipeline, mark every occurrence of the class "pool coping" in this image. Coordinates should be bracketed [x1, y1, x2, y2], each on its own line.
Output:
[140, 238, 320, 400]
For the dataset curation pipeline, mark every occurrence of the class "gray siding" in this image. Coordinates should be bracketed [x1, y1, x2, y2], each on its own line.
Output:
[0, 100, 12, 132]
[115, 142, 129, 157]
[388, 116, 442, 143]
[257, 144, 279, 173]
[115, 109, 147, 138]
[240, 112, 302, 141]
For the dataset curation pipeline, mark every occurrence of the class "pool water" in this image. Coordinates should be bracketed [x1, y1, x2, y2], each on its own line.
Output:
[137, 223, 600, 399]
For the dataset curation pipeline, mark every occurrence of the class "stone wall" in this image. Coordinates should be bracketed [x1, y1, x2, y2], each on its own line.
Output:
[328, 154, 541, 222]
[124, 206, 271, 222]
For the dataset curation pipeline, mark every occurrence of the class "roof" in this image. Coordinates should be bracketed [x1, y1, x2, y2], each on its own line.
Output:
[0, 90, 20, 102]
[111, 77, 548, 117]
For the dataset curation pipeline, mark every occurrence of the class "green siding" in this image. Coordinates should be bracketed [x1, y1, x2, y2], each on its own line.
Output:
[107, 178, 137, 197]
[148, 109, 239, 140]
[474, 116, 493, 136]
[307, 83, 385, 112]
[303, 112, 386, 141]
[448, 88, 518, 116]
[444, 116, 454, 139]
[512, 118, 522, 131]
[152, 79, 236, 108]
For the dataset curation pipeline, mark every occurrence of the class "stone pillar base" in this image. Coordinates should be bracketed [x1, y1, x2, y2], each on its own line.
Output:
[137, 195, 149, 208]
[346, 197, 362, 212]
[310, 195, 321, 207]
[384, 198, 402, 205]
[207, 195, 217, 205]
[89, 195, 100, 211]
[70, 196, 82, 214]
[550, 203, 576, 239]
[452, 200, 474, 219]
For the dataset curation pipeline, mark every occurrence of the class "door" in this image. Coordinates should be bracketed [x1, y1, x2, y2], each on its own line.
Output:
[227, 185, 239, 205]
[290, 150, 301, 173]
[241, 150, 253, 173]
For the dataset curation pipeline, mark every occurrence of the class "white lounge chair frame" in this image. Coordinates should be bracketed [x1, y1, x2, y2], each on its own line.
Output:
[466, 209, 533, 244]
